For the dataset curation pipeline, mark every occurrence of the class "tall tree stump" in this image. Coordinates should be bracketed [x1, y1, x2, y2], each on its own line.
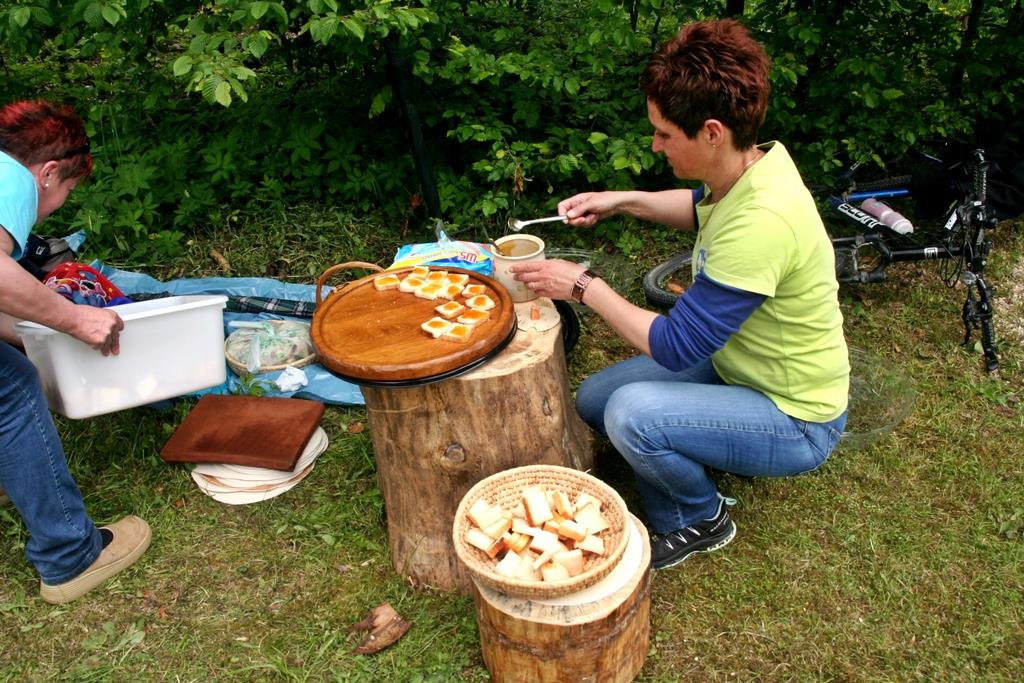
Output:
[361, 322, 593, 592]
[472, 515, 651, 682]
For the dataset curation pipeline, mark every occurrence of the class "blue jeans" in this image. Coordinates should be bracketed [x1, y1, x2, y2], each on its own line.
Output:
[577, 355, 847, 534]
[0, 342, 102, 584]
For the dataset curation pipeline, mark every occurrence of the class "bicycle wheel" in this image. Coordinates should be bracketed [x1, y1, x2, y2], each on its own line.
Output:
[642, 251, 692, 309]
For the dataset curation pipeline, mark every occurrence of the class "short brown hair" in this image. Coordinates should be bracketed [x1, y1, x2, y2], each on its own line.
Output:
[0, 100, 93, 180]
[641, 19, 770, 149]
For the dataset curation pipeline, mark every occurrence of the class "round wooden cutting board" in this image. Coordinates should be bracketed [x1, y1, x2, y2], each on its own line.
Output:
[312, 267, 516, 386]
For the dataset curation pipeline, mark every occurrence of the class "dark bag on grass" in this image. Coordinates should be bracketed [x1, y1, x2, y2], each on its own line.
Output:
[984, 144, 1024, 220]
[912, 143, 1024, 221]
[17, 234, 77, 280]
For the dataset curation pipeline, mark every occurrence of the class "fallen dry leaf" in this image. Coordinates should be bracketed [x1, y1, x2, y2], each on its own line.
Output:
[347, 421, 365, 434]
[348, 602, 412, 655]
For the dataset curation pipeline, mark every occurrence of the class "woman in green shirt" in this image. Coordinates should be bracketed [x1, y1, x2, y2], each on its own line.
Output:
[510, 19, 849, 569]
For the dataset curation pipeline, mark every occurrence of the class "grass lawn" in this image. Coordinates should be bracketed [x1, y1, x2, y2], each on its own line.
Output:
[1, 207, 1022, 681]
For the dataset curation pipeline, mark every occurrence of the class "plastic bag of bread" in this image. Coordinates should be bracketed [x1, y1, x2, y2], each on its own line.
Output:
[390, 236, 493, 276]
[225, 320, 315, 374]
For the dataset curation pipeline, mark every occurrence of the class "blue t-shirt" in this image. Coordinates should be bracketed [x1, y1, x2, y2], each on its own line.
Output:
[0, 150, 38, 260]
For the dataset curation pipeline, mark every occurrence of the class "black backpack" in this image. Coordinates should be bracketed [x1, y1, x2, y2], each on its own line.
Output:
[984, 144, 1024, 220]
[17, 233, 77, 280]
[911, 143, 1024, 221]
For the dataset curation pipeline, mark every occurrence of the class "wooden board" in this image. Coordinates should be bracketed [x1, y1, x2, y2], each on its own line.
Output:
[311, 267, 515, 385]
[160, 395, 325, 471]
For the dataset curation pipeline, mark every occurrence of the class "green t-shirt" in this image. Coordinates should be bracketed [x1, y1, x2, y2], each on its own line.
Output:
[693, 141, 849, 421]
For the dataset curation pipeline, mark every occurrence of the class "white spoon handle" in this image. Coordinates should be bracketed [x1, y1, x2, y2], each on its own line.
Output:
[514, 215, 567, 231]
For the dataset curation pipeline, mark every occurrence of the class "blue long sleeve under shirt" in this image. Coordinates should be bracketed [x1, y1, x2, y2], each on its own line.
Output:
[647, 271, 766, 372]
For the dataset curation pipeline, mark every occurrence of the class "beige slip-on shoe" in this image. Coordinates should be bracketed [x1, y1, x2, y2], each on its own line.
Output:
[39, 515, 151, 604]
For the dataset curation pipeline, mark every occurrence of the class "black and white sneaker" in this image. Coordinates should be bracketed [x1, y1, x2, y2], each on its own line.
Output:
[650, 497, 736, 570]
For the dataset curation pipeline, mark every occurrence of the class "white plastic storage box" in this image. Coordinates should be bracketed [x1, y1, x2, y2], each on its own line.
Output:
[15, 295, 228, 419]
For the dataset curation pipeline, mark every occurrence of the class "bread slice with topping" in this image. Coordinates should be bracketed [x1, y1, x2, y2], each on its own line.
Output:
[442, 323, 473, 343]
[420, 317, 453, 338]
[399, 276, 426, 293]
[465, 294, 496, 311]
[373, 274, 401, 291]
[415, 282, 445, 300]
[435, 301, 466, 319]
[457, 308, 490, 326]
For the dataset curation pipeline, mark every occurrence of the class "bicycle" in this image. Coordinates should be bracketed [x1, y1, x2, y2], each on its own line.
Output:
[642, 147, 1007, 372]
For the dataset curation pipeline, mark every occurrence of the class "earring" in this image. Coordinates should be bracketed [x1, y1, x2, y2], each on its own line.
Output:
[43, 183, 49, 189]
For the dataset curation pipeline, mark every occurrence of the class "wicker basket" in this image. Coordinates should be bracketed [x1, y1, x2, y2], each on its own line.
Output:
[224, 320, 317, 376]
[453, 464, 630, 600]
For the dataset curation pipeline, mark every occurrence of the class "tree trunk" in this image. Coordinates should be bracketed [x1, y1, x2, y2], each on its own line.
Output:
[362, 323, 593, 591]
[473, 515, 651, 683]
[948, 0, 987, 103]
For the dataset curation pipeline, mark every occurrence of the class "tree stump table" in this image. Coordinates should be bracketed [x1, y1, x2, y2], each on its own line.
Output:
[361, 313, 593, 592]
[472, 515, 651, 682]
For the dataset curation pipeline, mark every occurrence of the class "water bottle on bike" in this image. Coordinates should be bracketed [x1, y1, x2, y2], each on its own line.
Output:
[860, 198, 914, 235]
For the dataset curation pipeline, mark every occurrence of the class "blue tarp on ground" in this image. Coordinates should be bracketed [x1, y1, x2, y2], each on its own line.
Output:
[95, 262, 365, 406]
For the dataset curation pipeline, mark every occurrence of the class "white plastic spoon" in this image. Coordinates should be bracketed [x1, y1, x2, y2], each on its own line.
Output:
[507, 215, 568, 232]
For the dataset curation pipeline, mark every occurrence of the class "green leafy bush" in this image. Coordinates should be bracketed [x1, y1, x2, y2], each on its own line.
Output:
[1, 1, 1019, 261]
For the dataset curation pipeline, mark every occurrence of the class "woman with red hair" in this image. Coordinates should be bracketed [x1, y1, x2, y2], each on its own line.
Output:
[0, 100, 150, 603]
[511, 20, 849, 569]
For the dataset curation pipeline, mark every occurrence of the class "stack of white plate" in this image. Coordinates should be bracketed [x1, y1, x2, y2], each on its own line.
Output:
[190, 426, 328, 505]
